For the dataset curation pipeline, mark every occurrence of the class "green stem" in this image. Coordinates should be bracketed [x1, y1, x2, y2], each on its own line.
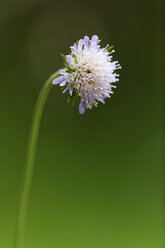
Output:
[14, 69, 64, 248]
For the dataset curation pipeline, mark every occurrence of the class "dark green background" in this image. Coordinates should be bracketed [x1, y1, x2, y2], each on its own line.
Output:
[0, 0, 164, 247]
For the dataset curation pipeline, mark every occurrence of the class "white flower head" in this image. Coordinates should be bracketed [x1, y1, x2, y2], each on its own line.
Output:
[52, 35, 121, 114]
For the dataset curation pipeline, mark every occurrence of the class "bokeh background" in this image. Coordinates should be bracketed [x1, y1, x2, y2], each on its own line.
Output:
[0, 0, 164, 248]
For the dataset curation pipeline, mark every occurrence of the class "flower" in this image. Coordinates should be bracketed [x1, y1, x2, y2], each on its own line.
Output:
[52, 35, 121, 114]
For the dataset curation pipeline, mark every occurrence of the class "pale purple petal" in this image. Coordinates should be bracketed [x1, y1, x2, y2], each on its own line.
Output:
[79, 101, 85, 115]
[84, 36, 89, 47]
[62, 87, 69, 94]
[90, 35, 99, 48]
[91, 35, 99, 43]
[66, 55, 72, 66]
[60, 80, 68, 86]
[52, 76, 65, 85]
[59, 69, 66, 75]
[78, 39, 84, 51]
[73, 43, 77, 49]
[70, 46, 75, 54]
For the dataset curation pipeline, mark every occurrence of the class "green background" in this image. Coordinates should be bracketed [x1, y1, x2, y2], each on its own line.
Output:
[0, 0, 164, 248]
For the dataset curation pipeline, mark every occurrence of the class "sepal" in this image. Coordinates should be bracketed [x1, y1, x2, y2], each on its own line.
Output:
[106, 45, 114, 52]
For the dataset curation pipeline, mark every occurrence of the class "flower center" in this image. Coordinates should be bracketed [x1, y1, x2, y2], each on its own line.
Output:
[86, 69, 91, 74]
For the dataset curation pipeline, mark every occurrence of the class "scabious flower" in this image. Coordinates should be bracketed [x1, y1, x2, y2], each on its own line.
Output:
[15, 36, 121, 248]
[52, 35, 121, 114]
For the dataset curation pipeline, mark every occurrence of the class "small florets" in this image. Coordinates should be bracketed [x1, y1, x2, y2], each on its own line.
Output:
[52, 35, 121, 114]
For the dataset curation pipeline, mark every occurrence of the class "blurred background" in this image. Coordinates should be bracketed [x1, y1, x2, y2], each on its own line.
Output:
[0, 0, 164, 247]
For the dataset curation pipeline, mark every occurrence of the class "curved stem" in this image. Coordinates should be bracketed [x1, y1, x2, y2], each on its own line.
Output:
[14, 70, 64, 248]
